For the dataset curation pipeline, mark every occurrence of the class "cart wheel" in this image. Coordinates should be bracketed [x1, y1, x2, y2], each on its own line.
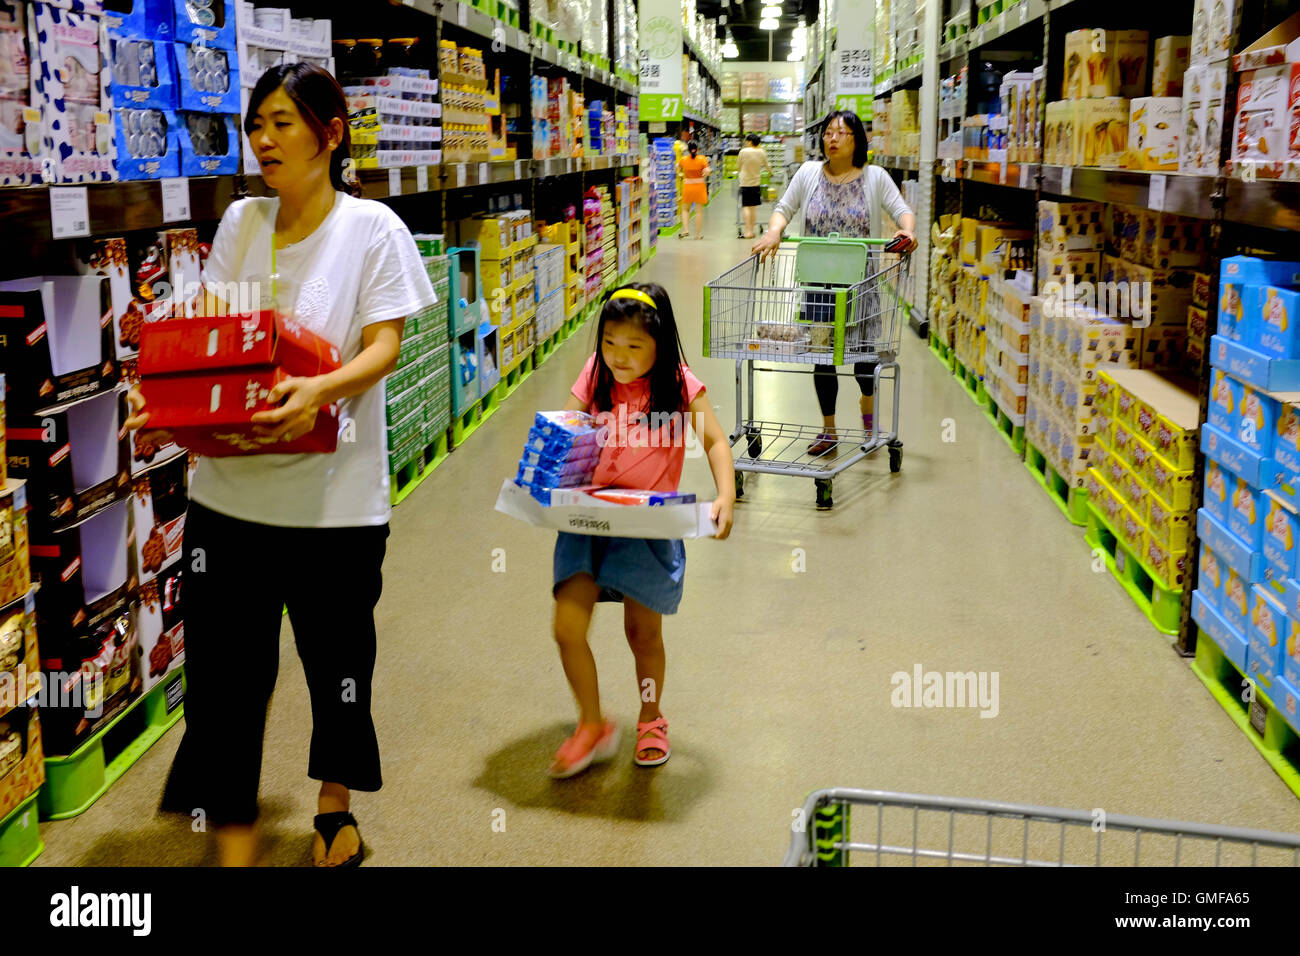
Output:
[747, 434, 763, 459]
[889, 444, 903, 473]
[815, 477, 833, 510]
[735, 470, 745, 498]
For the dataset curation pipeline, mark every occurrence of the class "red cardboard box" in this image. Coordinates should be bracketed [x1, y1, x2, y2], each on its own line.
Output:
[138, 310, 342, 377]
[143, 368, 340, 456]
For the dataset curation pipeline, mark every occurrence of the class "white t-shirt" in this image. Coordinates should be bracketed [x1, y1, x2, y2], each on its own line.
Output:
[189, 191, 437, 528]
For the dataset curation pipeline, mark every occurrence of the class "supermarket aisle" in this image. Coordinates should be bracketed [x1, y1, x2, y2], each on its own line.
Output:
[36, 196, 1300, 866]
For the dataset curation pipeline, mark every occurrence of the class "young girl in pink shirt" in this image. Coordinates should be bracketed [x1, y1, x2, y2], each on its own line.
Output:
[548, 283, 735, 778]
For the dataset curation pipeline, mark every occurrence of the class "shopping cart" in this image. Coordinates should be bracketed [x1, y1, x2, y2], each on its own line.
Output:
[783, 788, 1300, 866]
[702, 234, 912, 510]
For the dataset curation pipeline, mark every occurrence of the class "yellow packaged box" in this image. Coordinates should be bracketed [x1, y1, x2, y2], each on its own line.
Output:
[1117, 502, 1148, 554]
[1142, 534, 1188, 590]
[0, 479, 29, 610]
[1117, 462, 1150, 514]
[1098, 444, 1130, 492]
[1129, 429, 1157, 477]
[1126, 97, 1181, 170]
[960, 218, 979, 266]
[1095, 370, 1120, 416]
[1090, 469, 1126, 526]
[1153, 35, 1191, 96]
[1148, 449, 1194, 511]
[1079, 98, 1130, 167]
[1146, 488, 1192, 550]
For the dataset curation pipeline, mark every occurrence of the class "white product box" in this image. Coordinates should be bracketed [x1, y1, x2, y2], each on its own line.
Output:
[1153, 36, 1191, 96]
[1230, 63, 1300, 168]
[32, 2, 116, 183]
[495, 479, 718, 539]
[1128, 97, 1181, 170]
[134, 561, 183, 692]
[1190, 0, 1209, 64]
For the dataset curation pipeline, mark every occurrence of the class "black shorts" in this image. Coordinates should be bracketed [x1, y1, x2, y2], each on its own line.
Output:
[740, 186, 762, 207]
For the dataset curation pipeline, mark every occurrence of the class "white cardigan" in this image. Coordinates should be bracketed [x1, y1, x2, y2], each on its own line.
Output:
[773, 162, 914, 239]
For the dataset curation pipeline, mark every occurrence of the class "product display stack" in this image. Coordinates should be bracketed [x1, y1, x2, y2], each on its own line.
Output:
[0, 371, 45, 865]
[1194, 255, 1300, 699]
[342, 50, 441, 171]
[514, 410, 602, 504]
[595, 184, 617, 292]
[533, 241, 566, 343]
[459, 212, 538, 379]
[652, 138, 677, 232]
[582, 189, 605, 303]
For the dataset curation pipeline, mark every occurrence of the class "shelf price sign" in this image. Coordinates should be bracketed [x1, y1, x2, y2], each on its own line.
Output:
[638, 0, 683, 122]
[832, 0, 873, 121]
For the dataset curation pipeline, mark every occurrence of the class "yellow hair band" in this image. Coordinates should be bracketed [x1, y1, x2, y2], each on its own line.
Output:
[609, 288, 657, 310]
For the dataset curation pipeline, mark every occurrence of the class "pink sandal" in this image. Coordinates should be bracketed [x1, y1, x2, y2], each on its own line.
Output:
[548, 720, 620, 779]
[634, 716, 670, 767]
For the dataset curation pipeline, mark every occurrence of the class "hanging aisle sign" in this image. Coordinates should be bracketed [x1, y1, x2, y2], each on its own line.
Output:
[639, 0, 683, 121]
[832, 0, 875, 120]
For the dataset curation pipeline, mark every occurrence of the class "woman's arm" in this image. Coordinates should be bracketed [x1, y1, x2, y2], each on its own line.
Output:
[688, 393, 734, 539]
[873, 167, 917, 250]
[753, 162, 813, 260]
[249, 319, 405, 442]
[562, 393, 587, 412]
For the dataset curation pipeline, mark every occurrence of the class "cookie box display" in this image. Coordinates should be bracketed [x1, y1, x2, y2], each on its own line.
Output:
[0, 702, 43, 820]
[28, 497, 129, 646]
[140, 366, 341, 456]
[103, 22, 176, 110]
[38, 608, 140, 757]
[0, 590, 39, 717]
[31, 3, 117, 184]
[0, 1, 43, 186]
[111, 105, 180, 178]
[1250, 584, 1289, 680]
[134, 560, 181, 692]
[0, 480, 29, 609]
[1127, 97, 1181, 170]
[176, 109, 236, 175]
[0, 275, 116, 413]
[171, 40, 239, 113]
[168, 0, 235, 49]
[5, 390, 129, 532]
[1262, 494, 1300, 584]
[1246, 285, 1300, 361]
[127, 453, 184, 587]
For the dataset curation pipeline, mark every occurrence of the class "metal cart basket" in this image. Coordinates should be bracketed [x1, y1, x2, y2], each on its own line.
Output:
[784, 788, 1300, 866]
[703, 234, 912, 509]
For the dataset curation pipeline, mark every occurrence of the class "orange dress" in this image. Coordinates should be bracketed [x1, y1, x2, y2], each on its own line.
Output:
[679, 154, 710, 205]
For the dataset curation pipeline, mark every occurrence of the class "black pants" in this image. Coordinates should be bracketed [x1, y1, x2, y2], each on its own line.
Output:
[813, 363, 878, 417]
[160, 503, 390, 826]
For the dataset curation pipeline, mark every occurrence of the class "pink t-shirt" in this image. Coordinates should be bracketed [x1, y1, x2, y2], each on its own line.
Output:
[571, 353, 707, 492]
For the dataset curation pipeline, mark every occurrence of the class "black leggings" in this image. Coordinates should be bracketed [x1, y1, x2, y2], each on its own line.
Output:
[813, 362, 878, 417]
[159, 503, 390, 826]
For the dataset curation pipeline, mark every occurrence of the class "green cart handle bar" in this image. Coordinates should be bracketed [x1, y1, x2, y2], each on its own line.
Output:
[782, 233, 913, 254]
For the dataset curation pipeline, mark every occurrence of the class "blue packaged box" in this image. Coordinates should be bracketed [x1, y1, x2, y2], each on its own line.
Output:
[100, 0, 173, 42]
[1198, 507, 1265, 584]
[177, 110, 237, 175]
[168, 0, 235, 48]
[1228, 472, 1264, 551]
[1199, 540, 1226, 612]
[1202, 457, 1232, 526]
[515, 459, 596, 489]
[104, 31, 177, 109]
[1249, 584, 1289, 680]
[1209, 335, 1300, 393]
[1193, 589, 1249, 674]
[1275, 405, 1300, 481]
[1206, 368, 1277, 457]
[1200, 421, 1271, 490]
[112, 107, 180, 179]
[1262, 494, 1300, 585]
[1248, 285, 1300, 361]
[1272, 670, 1300, 734]
[1206, 367, 1238, 436]
[171, 41, 240, 113]
[1219, 255, 1300, 345]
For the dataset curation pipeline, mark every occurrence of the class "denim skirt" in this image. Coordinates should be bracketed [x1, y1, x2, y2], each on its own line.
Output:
[553, 532, 687, 615]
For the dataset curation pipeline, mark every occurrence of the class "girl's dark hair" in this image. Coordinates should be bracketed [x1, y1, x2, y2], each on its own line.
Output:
[688, 140, 699, 157]
[746, 133, 762, 146]
[245, 63, 360, 197]
[823, 109, 870, 168]
[591, 283, 689, 429]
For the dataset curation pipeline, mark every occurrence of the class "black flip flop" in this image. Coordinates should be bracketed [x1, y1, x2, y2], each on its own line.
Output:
[313, 812, 364, 868]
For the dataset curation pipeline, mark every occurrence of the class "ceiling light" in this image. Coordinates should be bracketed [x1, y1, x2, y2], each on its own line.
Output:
[761, 5, 782, 17]
[722, 41, 739, 57]
[759, 17, 778, 30]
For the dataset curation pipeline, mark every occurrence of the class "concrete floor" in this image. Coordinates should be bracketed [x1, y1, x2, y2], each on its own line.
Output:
[34, 197, 1300, 867]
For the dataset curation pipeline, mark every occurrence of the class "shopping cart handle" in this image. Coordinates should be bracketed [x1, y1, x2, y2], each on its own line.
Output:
[782, 233, 912, 255]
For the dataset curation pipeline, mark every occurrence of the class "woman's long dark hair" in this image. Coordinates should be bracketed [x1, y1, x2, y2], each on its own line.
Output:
[590, 283, 689, 431]
[823, 109, 870, 168]
[688, 140, 699, 157]
[245, 63, 360, 197]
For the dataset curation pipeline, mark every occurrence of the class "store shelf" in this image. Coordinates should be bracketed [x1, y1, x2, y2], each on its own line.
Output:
[1224, 179, 1300, 231]
[683, 34, 722, 90]
[684, 111, 722, 129]
[938, 37, 966, 62]
[725, 99, 801, 106]
[966, 0, 1048, 49]
[1039, 165, 1218, 220]
[874, 60, 923, 97]
[878, 155, 921, 172]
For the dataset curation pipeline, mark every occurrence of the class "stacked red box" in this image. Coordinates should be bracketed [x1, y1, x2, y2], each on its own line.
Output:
[138, 310, 343, 457]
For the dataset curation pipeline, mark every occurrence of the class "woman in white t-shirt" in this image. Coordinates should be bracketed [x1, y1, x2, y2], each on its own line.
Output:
[125, 64, 437, 867]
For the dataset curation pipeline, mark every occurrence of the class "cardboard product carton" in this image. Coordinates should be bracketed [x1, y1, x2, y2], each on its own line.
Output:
[31, 3, 117, 184]
[127, 454, 186, 588]
[1127, 97, 1181, 169]
[1230, 63, 1300, 173]
[1038, 200, 1105, 254]
[1153, 36, 1191, 96]
[1079, 97, 1129, 166]
[1263, 495, 1300, 584]
[1218, 256, 1300, 345]
[1247, 285, 1300, 360]
[137, 310, 342, 377]
[1120, 260, 1198, 326]
[0, 276, 116, 414]
[0, 480, 29, 610]
[134, 561, 183, 692]
[0, 699, 43, 820]
[140, 367, 340, 456]
[1138, 210, 1207, 270]
[0, 590, 39, 718]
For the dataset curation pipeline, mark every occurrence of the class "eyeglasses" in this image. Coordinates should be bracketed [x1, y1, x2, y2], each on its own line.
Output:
[822, 129, 853, 140]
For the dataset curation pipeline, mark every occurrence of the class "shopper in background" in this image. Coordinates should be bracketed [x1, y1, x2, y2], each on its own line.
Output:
[677, 141, 711, 240]
[125, 63, 437, 867]
[547, 283, 734, 778]
[752, 110, 916, 458]
[737, 133, 771, 239]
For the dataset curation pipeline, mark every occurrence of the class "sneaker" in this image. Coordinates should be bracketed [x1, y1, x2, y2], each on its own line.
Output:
[807, 433, 839, 457]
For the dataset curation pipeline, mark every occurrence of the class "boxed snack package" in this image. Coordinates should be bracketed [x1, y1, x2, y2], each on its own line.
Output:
[0, 276, 116, 413]
[1230, 63, 1300, 175]
[1062, 29, 1149, 99]
[0, 480, 29, 609]
[1263, 494, 1300, 583]
[0, 1, 43, 187]
[495, 478, 717, 539]
[1038, 200, 1104, 253]
[1219, 256, 1300, 345]
[1127, 97, 1181, 169]
[1247, 285, 1300, 360]
[0, 701, 43, 820]
[0, 591, 38, 714]
[134, 560, 182, 692]
[127, 453, 185, 587]
[1153, 36, 1191, 95]
[1079, 98, 1130, 166]
[137, 309, 341, 377]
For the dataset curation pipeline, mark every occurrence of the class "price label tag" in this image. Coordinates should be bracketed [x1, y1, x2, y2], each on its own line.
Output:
[49, 186, 90, 239]
[941, 158, 956, 182]
[389, 168, 402, 196]
[479, 162, 488, 182]
[416, 165, 429, 192]
[1019, 164, 1030, 189]
[1241, 161, 1257, 183]
[1148, 173, 1167, 211]
[160, 177, 191, 222]
[999, 161, 1007, 184]
[1061, 166, 1073, 194]
[514, 160, 523, 179]
[456, 164, 467, 187]
[457, 3, 467, 26]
